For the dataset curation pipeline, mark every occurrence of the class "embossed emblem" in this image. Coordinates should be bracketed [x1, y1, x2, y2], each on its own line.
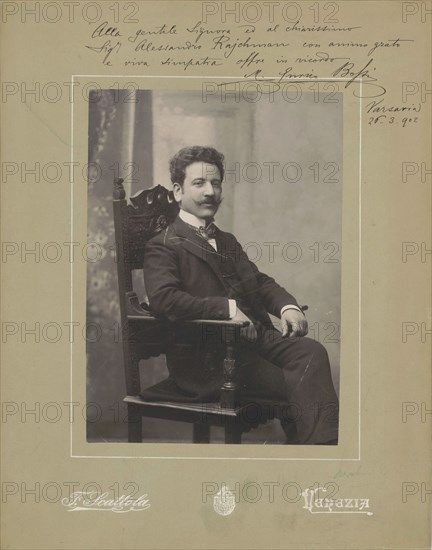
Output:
[213, 484, 236, 516]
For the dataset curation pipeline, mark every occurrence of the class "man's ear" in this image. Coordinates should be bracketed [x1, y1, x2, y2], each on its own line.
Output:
[172, 182, 182, 203]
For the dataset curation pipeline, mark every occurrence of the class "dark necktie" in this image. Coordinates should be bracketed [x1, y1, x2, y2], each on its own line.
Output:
[197, 222, 217, 241]
[183, 220, 217, 242]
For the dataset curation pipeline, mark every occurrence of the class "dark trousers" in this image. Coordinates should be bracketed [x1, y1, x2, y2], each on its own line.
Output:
[238, 327, 339, 445]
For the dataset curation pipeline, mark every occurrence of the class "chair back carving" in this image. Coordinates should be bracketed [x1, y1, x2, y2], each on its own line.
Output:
[113, 178, 179, 395]
[114, 178, 179, 275]
[113, 178, 179, 301]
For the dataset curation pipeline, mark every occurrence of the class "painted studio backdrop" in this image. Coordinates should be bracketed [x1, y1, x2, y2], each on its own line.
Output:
[86, 89, 343, 443]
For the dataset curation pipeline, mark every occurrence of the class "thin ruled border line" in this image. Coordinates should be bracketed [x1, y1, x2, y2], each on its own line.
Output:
[71, 75, 361, 460]
[70, 77, 75, 459]
[358, 78, 362, 459]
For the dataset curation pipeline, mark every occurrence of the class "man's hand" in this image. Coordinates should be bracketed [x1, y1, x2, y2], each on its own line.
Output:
[281, 309, 308, 338]
[231, 308, 258, 342]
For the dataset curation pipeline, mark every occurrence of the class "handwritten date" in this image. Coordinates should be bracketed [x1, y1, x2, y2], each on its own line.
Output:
[368, 115, 419, 127]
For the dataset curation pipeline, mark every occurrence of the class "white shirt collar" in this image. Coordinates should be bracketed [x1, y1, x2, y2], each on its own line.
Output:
[179, 209, 213, 229]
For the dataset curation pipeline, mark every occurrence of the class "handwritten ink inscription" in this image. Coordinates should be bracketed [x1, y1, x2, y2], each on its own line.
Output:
[83, 17, 420, 120]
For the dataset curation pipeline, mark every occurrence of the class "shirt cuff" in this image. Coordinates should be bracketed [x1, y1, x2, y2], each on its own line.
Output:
[228, 299, 237, 319]
[281, 304, 303, 317]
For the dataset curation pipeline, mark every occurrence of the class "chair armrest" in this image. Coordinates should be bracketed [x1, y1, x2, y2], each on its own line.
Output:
[127, 314, 248, 329]
[127, 294, 249, 328]
[184, 319, 249, 328]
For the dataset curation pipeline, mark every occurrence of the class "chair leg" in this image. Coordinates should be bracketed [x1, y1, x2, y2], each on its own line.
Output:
[225, 423, 242, 444]
[127, 403, 142, 443]
[193, 423, 210, 443]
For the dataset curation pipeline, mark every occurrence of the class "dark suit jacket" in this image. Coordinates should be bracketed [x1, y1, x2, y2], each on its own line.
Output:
[143, 215, 299, 400]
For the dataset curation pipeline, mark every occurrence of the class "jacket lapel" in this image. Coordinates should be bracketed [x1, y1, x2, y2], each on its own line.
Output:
[171, 216, 228, 289]
[214, 228, 260, 298]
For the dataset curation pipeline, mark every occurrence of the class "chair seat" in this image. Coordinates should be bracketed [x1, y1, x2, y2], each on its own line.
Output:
[125, 395, 239, 416]
[126, 378, 289, 429]
[139, 377, 207, 403]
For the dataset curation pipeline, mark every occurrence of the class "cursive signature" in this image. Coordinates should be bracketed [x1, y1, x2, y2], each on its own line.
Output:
[332, 58, 386, 97]
[62, 491, 151, 513]
[217, 56, 387, 99]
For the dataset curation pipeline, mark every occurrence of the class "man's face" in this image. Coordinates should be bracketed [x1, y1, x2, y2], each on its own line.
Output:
[173, 161, 222, 222]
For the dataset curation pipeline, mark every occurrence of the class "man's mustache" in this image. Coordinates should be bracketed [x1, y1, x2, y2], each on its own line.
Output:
[197, 197, 223, 207]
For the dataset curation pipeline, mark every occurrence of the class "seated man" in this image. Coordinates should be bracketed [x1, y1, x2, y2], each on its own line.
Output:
[143, 146, 339, 445]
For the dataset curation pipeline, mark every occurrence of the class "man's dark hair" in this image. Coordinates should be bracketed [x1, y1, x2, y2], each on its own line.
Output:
[169, 146, 225, 186]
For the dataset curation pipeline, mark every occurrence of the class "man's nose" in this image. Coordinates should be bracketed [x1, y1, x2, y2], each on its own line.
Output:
[203, 181, 215, 196]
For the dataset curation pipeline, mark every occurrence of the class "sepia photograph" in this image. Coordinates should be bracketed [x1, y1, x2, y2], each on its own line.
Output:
[2, 0, 430, 547]
[86, 88, 342, 444]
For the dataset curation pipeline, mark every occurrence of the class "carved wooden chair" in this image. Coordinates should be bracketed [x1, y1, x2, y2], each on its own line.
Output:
[113, 178, 286, 444]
